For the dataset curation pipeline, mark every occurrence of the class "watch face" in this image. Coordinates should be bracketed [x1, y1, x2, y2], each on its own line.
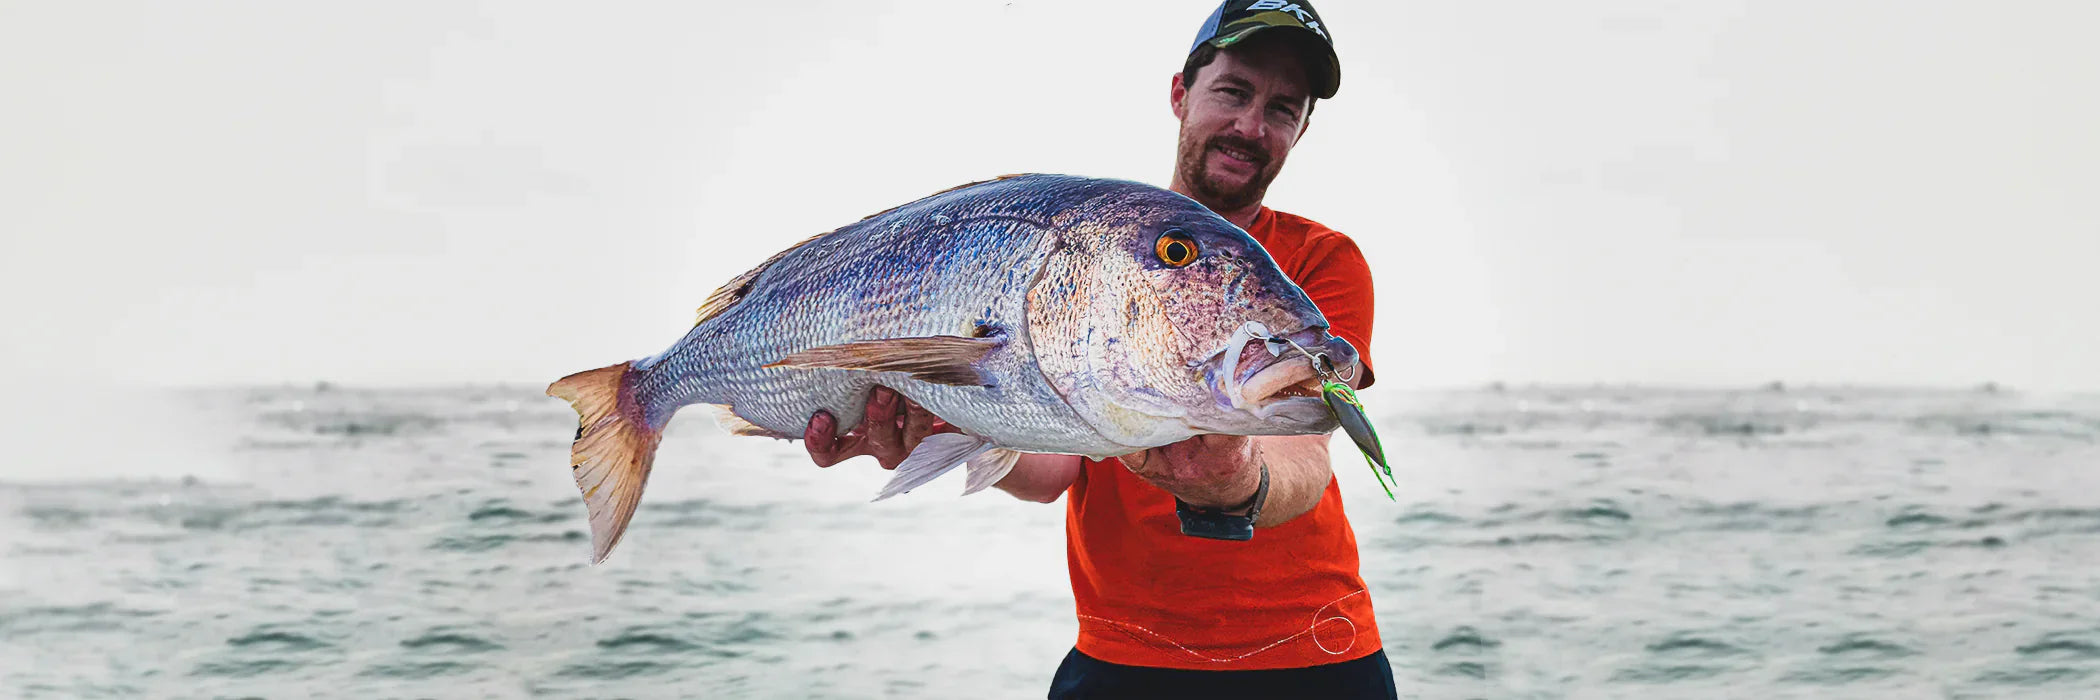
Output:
[1176, 499, 1257, 541]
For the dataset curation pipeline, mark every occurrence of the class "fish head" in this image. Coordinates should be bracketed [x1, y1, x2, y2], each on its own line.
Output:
[1027, 183, 1355, 450]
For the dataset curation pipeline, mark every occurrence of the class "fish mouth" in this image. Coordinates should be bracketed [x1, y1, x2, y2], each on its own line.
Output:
[1242, 359, 1326, 405]
[1207, 321, 1354, 416]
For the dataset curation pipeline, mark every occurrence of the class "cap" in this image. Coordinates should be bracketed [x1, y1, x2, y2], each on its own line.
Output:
[1188, 0, 1341, 99]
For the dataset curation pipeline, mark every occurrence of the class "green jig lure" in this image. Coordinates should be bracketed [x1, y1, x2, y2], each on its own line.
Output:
[1320, 379, 1394, 500]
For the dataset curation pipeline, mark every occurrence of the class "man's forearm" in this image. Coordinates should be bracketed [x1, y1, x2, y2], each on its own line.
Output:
[1250, 433, 1334, 527]
[1254, 366, 1370, 526]
[993, 453, 1084, 503]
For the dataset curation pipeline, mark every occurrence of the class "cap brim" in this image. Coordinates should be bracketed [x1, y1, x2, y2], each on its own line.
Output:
[1205, 25, 1340, 99]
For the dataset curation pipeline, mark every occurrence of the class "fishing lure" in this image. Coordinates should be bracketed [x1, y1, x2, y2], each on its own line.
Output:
[1264, 334, 1396, 500]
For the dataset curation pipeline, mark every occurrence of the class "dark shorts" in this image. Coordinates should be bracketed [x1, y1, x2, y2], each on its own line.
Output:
[1047, 648, 1399, 700]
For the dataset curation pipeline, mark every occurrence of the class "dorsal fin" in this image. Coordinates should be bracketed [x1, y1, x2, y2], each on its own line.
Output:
[693, 231, 826, 327]
[695, 174, 1037, 328]
[853, 174, 1037, 223]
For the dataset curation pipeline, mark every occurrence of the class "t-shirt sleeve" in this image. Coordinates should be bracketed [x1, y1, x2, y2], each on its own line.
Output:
[1294, 233, 1377, 388]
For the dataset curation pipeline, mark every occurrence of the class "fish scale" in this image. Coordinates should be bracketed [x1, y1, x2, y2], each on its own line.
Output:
[633, 205, 1108, 454]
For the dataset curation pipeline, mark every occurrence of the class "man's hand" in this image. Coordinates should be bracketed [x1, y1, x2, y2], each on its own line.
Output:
[1123, 432, 1340, 527]
[1119, 434, 1265, 511]
[804, 386, 958, 470]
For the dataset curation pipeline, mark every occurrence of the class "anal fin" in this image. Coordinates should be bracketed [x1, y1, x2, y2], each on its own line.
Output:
[707, 404, 790, 439]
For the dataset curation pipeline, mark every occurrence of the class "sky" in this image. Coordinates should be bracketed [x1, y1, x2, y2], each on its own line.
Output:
[5, 0, 2096, 391]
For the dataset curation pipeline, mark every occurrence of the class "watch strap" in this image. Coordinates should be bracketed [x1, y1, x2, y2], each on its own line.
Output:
[1174, 460, 1270, 541]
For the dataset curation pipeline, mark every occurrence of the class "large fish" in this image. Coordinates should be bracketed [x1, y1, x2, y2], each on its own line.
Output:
[549, 174, 1359, 563]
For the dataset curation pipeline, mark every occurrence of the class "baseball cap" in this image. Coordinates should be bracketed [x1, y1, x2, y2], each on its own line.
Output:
[1188, 0, 1341, 99]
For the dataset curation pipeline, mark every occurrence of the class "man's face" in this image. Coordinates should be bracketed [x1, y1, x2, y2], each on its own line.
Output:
[1172, 37, 1314, 212]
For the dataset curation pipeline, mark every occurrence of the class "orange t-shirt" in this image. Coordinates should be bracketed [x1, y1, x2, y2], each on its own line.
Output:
[1066, 206, 1380, 670]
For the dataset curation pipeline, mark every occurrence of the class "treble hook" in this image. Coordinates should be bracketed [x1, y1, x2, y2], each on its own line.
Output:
[1248, 328, 1392, 500]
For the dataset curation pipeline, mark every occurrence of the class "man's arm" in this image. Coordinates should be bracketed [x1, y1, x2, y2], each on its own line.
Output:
[1249, 433, 1336, 526]
[806, 374, 1361, 521]
[1118, 366, 1363, 528]
[992, 454, 1084, 503]
[1115, 432, 1329, 528]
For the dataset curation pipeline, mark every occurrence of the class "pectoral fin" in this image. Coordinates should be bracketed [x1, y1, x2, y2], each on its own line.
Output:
[766, 335, 1001, 387]
[873, 433, 994, 501]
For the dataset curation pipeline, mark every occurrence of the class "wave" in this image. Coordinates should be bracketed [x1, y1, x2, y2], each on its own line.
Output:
[426, 530, 586, 553]
[1972, 666, 2093, 686]
[1610, 664, 1734, 683]
[1817, 637, 1918, 659]
[226, 627, 335, 652]
[2016, 635, 2100, 661]
[399, 630, 504, 654]
[189, 659, 307, 678]
[552, 660, 682, 679]
[1780, 666, 1904, 685]
[1646, 634, 1755, 659]
[596, 630, 710, 654]
[357, 661, 477, 679]
[1429, 626, 1501, 652]
[1435, 661, 1489, 679]
[0, 603, 163, 635]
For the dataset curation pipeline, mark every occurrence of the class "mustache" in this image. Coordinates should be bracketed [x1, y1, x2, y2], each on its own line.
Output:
[1204, 135, 1271, 166]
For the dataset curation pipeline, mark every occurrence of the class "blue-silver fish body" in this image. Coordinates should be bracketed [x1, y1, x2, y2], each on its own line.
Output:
[548, 174, 1359, 563]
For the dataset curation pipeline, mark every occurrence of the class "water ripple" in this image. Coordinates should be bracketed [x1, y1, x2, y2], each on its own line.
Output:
[428, 531, 586, 552]
[1429, 626, 1501, 653]
[1817, 636, 1917, 659]
[594, 628, 735, 656]
[1436, 661, 1489, 679]
[400, 631, 504, 654]
[359, 661, 477, 679]
[1611, 664, 1731, 683]
[226, 628, 334, 653]
[1974, 666, 2092, 685]
[553, 660, 679, 679]
[190, 659, 305, 678]
[1645, 634, 1752, 659]
[2016, 635, 2100, 661]
[1781, 666, 1903, 685]
[0, 603, 162, 635]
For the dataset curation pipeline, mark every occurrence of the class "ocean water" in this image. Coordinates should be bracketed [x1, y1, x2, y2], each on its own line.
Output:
[4, 385, 2099, 699]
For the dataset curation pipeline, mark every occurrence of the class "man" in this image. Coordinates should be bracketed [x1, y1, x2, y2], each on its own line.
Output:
[805, 2, 1393, 697]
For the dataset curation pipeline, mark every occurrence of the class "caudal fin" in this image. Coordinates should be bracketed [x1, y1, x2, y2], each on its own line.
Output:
[547, 362, 663, 564]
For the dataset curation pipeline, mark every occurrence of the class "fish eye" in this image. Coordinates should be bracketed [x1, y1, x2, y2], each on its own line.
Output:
[1154, 230, 1199, 267]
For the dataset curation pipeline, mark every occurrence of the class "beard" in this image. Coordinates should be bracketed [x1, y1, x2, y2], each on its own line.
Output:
[1174, 127, 1286, 213]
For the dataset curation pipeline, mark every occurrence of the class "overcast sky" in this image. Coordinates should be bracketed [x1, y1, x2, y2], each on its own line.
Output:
[6, 0, 2096, 391]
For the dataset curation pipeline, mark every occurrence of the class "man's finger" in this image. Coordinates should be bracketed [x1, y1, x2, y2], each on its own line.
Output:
[1118, 448, 1152, 475]
[862, 388, 907, 469]
[805, 411, 842, 467]
[808, 410, 882, 468]
[900, 402, 940, 451]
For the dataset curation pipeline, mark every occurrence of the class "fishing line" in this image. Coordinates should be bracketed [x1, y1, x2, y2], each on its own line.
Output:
[1249, 330, 1395, 499]
[1075, 588, 1368, 663]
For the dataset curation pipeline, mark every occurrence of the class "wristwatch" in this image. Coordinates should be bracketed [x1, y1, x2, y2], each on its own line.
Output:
[1174, 460, 1270, 541]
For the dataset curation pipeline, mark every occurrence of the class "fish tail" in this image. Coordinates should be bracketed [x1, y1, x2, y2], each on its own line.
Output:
[546, 362, 664, 565]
